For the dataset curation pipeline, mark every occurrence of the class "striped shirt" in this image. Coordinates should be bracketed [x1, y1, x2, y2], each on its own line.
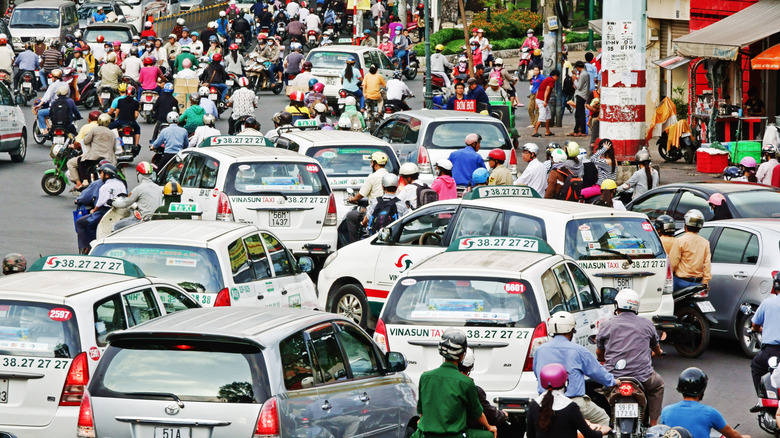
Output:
[41, 48, 63, 71]
[591, 145, 616, 184]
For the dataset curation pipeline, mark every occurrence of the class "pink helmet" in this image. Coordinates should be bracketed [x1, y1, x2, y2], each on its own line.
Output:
[539, 363, 568, 390]
[708, 193, 726, 206]
[740, 156, 757, 168]
[113, 40, 121, 47]
[313, 82, 324, 93]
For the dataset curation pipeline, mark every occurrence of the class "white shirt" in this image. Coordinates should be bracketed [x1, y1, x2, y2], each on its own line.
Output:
[191, 41, 204, 56]
[299, 7, 310, 21]
[612, 199, 626, 210]
[0, 45, 14, 73]
[122, 56, 142, 81]
[757, 158, 779, 185]
[286, 1, 300, 17]
[305, 13, 320, 31]
[96, 178, 128, 208]
[175, 68, 199, 79]
[386, 78, 412, 101]
[515, 157, 547, 196]
[191, 125, 221, 147]
[397, 181, 419, 209]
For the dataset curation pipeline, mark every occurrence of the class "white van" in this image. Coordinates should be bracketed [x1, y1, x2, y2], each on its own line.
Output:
[9, 1, 79, 52]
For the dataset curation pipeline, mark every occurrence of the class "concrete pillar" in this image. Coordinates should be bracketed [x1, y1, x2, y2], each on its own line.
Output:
[600, 0, 648, 160]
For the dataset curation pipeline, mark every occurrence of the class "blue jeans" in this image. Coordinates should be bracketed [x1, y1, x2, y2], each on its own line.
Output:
[267, 63, 277, 83]
[138, 86, 161, 100]
[37, 108, 50, 130]
[39, 70, 49, 88]
[673, 275, 701, 291]
[76, 207, 108, 250]
[212, 83, 228, 100]
[347, 88, 364, 109]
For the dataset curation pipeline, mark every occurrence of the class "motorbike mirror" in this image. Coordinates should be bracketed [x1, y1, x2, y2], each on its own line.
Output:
[378, 227, 392, 243]
[615, 359, 627, 370]
[770, 357, 779, 369]
[587, 334, 596, 345]
[297, 256, 314, 273]
[346, 187, 355, 195]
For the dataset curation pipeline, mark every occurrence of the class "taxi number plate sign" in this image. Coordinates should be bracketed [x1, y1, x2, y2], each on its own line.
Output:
[41, 255, 126, 274]
[270, 211, 290, 227]
[0, 378, 7, 403]
[614, 403, 638, 418]
[614, 277, 632, 290]
[144, 104, 153, 111]
[697, 300, 716, 313]
[459, 237, 537, 251]
[154, 427, 190, 438]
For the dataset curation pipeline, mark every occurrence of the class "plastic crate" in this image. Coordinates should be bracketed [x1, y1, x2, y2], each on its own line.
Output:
[697, 149, 729, 173]
[732, 141, 762, 165]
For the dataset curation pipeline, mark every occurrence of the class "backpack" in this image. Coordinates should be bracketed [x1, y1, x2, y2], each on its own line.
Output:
[413, 182, 438, 208]
[227, 7, 238, 20]
[369, 196, 400, 233]
[489, 67, 503, 87]
[50, 98, 70, 126]
[556, 167, 582, 202]
[563, 75, 575, 96]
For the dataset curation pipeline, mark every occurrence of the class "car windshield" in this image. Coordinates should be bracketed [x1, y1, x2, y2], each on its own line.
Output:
[84, 28, 133, 43]
[307, 51, 355, 69]
[305, 146, 398, 177]
[0, 301, 81, 358]
[9, 8, 60, 28]
[726, 190, 780, 218]
[425, 121, 508, 150]
[383, 277, 541, 327]
[565, 217, 665, 260]
[90, 244, 225, 294]
[95, 339, 269, 403]
[224, 162, 329, 196]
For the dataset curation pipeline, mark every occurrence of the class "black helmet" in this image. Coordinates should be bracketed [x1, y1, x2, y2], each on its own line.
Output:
[663, 427, 693, 438]
[2, 253, 27, 275]
[245, 117, 260, 130]
[99, 163, 118, 178]
[438, 328, 467, 360]
[773, 271, 780, 294]
[676, 367, 707, 397]
[655, 215, 675, 236]
[279, 111, 293, 125]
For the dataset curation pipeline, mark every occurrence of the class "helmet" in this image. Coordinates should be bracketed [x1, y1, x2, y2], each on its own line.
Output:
[763, 143, 777, 156]
[177, 17, 185, 25]
[533, 49, 542, 56]
[166, 111, 180, 123]
[257, 33, 267, 41]
[118, 83, 128, 93]
[51, 69, 62, 79]
[208, 21, 218, 28]
[191, 31, 199, 37]
[346, 56, 356, 64]
[338, 117, 352, 129]
[163, 82, 174, 93]
[74, 30, 82, 39]
[107, 53, 117, 63]
[344, 96, 357, 106]
[488, 148, 505, 162]
[189, 92, 200, 103]
[99, 163, 118, 178]
[210, 35, 219, 43]
[97, 35, 105, 43]
[97, 113, 112, 126]
[438, 328, 467, 360]
[566, 141, 580, 158]
[683, 209, 705, 230]
[551, 148, 567, 164]
[636, 149, 651, 162]
[740, 156, 757, 169]
[308, 78, 318, 89]
[523, 143, 539, 154]
[302, 61, 313, 70]
[471, 168, 489, 184]
[313, 82, 324, 93]
[393, 70, 403, 79]
[436, 159, 453, 171]
[143, 57, 154, 65]
[136, 161, 154, 175]
[527, 28, 535, 34]
[600, 179, 617, 191]
[435, 44, 444, 51]
[291, 90, 305, 102]
[125, 84, 135, 96]
[312, 103, 327, 115]
[460, 347, 475, 369]
[539, 363, 568, 390]
[144, 21, 152, 28]
[244, 117, 260, 130]
[708, 193, 725, 206]
[615, 288, 640, 313]
[723, 166, 743, 180]
[2, 253, 27, 275]
[113, 40, 121, 47]
[663, 427, 693, 438]
[212, 53, 223, 62]
[129, 47, 139, 56]
[164, 181, 183, 195]
[198, 86, 210, 97]
[57, 86, 69, 96]
[291, 42, 302, 51]
[494, 57, 504, 66]
[399, 163, 419, 176]
[182, 58, 192, 69]
[676, 367, 707, 397]
[202, 113, 216, 126]
[382, 173, 399, 189]
[279, 111, 293, 125]
[219, 10, 226, 16]
[239, 77, 249, 87]
[548, 311, 576, 335]
[88, 110, 101, 121]
[465, 133, 481, 146]
[655, 215, 675, 235]
[371, 151, 389, 165]
[229, 43, 239, 51]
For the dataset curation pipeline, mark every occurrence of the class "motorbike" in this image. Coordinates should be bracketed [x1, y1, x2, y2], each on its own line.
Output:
[337, 88, 359, 114]
[275, 21, 287, 42]
[364, 94, 384, 133]
[391, 54, 418, 80]
[383, 95, 411, 117]
[115, 124, 141, 162]
[42, 142, 80, 196]
[245, 53, 284, 94]
[139, 90, 159, 124]
[756, 356, 780, 435]
[96, 202, 139, 240]
[33, 118, 71, 146]
[664, 284, 716, 358]
[98, 85, 117, 112]
[74, 75, 98, 109]
[657, 121, 700, 164]
[606, 359, 647, 438]
[517, 47, 531, 81]
[305, 29, 318, 51]
[206, 85, 227, 114]
[16, 70, 37, 106]
[336, 187, 368, 248]
[226, 72, 239, 95]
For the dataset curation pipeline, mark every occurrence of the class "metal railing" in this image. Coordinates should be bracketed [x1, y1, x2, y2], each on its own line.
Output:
[152, 2, 227, 39]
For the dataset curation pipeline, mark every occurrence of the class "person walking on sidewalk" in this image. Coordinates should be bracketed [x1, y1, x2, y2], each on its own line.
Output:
[570, 61, 589, 137]
[531, 70, 558, 138]
[528, 66, 545, 128]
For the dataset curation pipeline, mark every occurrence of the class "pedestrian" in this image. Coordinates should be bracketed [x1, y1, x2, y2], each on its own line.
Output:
[448, 133, 486, 187]
[487, 149, 512, 185]
[445, 82, 468, 110]
[527, 66, 545, 127]
[757, 144, 779, 185]
[515, 143, 547, 195]
[569, 60, 589, 136]
[531, 69, 558, 138]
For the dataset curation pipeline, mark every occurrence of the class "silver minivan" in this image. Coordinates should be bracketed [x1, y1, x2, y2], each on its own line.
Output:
[9, 0, 79, 51]
[84, 307, 418, 438]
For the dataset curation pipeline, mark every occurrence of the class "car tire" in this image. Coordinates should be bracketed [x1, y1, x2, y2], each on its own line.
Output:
[404, 426, 416, 438]
[330, 284, 369, 328]
[739, 311, 761, 358]
[10, 134, 26, 163]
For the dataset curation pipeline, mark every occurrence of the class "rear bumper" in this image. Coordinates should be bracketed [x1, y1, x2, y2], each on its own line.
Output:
[289, 226, 338, 258]
[0, 407, 76, 438]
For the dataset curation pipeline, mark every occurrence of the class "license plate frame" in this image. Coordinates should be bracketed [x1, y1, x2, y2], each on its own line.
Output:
[614, 277, 632, 290]
[209, 93, 217, 100]
[154, 427, 191, 438]
[697, 300, 716, 313]
[226, 80, 234, 86]
[53, 136, 65, 145]
[22, 82, 32, 89]
[269, 211, 290, 227]
[0, 378, 7, 403]
[123, 136, 134, 145]
[143, 103, 153, 111]
[326, 77, 338, 86]
[101, 92, 110, 99]
[614, 402, 638, 418]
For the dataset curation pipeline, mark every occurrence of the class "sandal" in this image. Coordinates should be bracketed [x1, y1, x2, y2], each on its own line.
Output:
[546, 132, 555, 136]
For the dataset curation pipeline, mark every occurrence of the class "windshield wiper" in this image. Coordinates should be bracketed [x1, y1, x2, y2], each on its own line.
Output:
[586, 247, 633, 265]
[253, 191, 288, 200]
[465, 320, 516, 327]
[126, 391, 185, 408]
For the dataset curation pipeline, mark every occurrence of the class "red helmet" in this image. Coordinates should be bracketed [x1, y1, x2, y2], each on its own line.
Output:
[229, 43, 238, 51]
[96, 35, 105, 43]
[313, 82, 324, 93]
[488, 148, 506, 162]
[143, 57, 154, 65]
[211, 53, 222, 62]
[136, 161, 154, 175]
[126, 84, 135, 96]
[290, 90, 305, 102]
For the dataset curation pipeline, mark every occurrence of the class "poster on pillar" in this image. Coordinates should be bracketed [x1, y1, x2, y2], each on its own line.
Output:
[603, 20, 643, 73]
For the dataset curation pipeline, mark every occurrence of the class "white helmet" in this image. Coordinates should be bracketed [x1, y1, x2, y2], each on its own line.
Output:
[615, 289, 640, 313]
[523, 143, 539, 154]
[176, 18, 185, 25]
[494, 57, 504, 66]
[551, 148, 567, 164]
[198, 86, 210, 97]
[399, 162, 419, 176]
[382, 173, 400, 188]
[548, 311, 576, 335]
[56, 86, 69, 96]
[436, 158, 453, 171]
[344, 96, 357, 106]
[208, 21, 218, 28]
[144, 21, 152, 28]
[166, 111, 180, 123]
[74, 30, 82, 39]
[219, 10, 226, 17]
[683, 209, 705, 230]
[461, 347, 475, 368]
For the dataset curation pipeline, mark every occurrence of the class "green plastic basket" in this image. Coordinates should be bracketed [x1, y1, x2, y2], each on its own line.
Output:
[732, 141, 761, 165]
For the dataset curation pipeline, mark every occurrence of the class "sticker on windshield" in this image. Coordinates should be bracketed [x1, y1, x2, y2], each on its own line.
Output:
[641, 222, 653, 232]
[429, 298, 483, 312]
[306, 164, 319, 173]
[411, 310, 511, 321]
[578, 224, 590, 231]
[106, 249, 126, 258]
[321, 151, 337, 159]
[504, 282, 525, 294]
[239, 164, 251, 171]
[242, 184, 313, 192]
[166, 258, 197, 268]
[400, 278, 417, 286]
[49, 308, 72, 322]
[581, 230, 593, 242]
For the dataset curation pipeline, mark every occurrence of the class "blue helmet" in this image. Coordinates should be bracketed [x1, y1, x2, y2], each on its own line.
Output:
[308, 78, 318, 89]
[393, 70, 403, 79]
[471, 168, 489, 184]
[163, 82, 174, 93]
[723, 165, 743, 180]
[346, 56, 356, 64]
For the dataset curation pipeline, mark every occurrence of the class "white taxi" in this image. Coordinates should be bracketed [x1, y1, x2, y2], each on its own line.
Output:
[156, 143, 339, 259]
[273, 129, 400, 222]
[373, 236, 615, 419]
[0, 255, 198, 438]
[91, 220, 319, 308]
[318, 186, 673, 328]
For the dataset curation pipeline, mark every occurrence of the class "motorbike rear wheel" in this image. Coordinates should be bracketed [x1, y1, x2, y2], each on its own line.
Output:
[272, 82, 283, 95]
[673, 306, 711, 358]
[41, 173, 66, 196]
[82, 91, 96, 110]
[657, 141, 681, 162]
[33, 123, 46, 145]
[404, 67, 418, 80]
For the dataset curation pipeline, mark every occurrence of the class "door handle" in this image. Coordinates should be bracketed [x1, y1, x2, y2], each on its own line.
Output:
[733, 272, 748, 280]
[257, 294, 264, 300]
[360, 393, 370, 403]
[321, 401, 332, 411]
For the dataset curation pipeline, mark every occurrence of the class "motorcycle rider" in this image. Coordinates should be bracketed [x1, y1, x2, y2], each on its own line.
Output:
[448, 133, 487, 187]
[392, 28, 409, 68]
[80, 114, 117, 185]
[75, 163, 127, 254]
[163, 34, 182, 69]
[174, 45, 198, 72]
[522, 28, 539, 50]
[141, 21, 156, 39]
[122, 47, 142, 84]
[283, 43, 305, 86]
[304, 81, 327, 113]
[669, 209, 711, 291]
[750, 271, 780, 399]
[190, 31, 203, 56]
[379, 34, 393, 58]
[289, 61, 314, 92]
[265, 111, 295, 139]
[0, 33, 14, 81]
[415, 329, 497, 438]
[661, 368, 749, 438]
[152, 111, 190, 167]
[429, 44, 452, 88]
[396, 162, 425, 209]
[44, 85, 81, 136]
[178, 27, 193, 46]
[360, 29, 376, 47]
[337, 95, 365, 131]
[237, 116, 264, 136]
[258, 38, 281, 84]
[757, 144, 779, 185]
[191, 114, 221, 147]
[197, 86, 219, 119]
[68, 48, 90, 87]
[487, 148, 512, 185]
[349, 151, 389, 205]
[174, 57, 198, 79]
[99, 52, 123, 96]
[203, 53, 229, 100]
[385, 69, 412, 110]
[533, 311, 615, 427]
[111, 161, 163, 231]
[515, 143, 548, 195]
[655, 214, 676, 254]
[225, 44, 245, 77]
[139, 56, 164, 96]
[152, 82, 179, 138]
[40, 40, 64, 88]
[179, 92, 206, 135]
[285, 90, 310, 120]
[286, 15, 306, 44]
[172, 17, 185, 41]
[69, 110, 102, 191]
[596, 288, 665, 425]
[2, 253, 26, 275]
[13, 43, 38, 91]
[228, 77, 258, 135]
[108, 84, 141, 146]
[459, 348, 511, 434]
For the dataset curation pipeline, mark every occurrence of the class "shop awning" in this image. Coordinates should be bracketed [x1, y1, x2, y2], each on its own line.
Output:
[588, 19, 602, 34]
[752, 43, 780, 69]
[674, 0, 780, 61]
[653, 55, 692, 70]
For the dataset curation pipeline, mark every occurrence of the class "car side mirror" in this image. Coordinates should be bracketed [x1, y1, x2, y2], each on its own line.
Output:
[378, 227, 392, 243]
[297, 256, 314, 273]
[386, 351, 407, 372]
[600, 287, 618, 305]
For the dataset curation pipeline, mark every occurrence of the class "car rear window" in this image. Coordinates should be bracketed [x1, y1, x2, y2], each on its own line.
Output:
[425, 121, 509, 150]
[307, 51, 355, 69]
[383, 276, 541, 327]
[305, 146, 398, 176]
[726, 191, 780, 218]
[224, 162, 329, 196]
[84, 29, 133, 43]
[564, 217, 665, 260]
[91, 244, 225, 294]
[10, 8, 60, 28]
[93, 339, 270, 403]
[0, 301, 80, 358]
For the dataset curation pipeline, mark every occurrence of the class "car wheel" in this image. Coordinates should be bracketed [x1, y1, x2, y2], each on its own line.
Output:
[41, 173, 66, 196]
[10, 134, 26, 163]
[404, 425, 416, 438]
[330, 284, 369, 328]
[33, 123, 45, 145]
[739, 312, 761, 358]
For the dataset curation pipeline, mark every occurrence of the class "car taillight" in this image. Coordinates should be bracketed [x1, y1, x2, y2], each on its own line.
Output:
[373, 318, 390, 354]
[60, 352, 89, 406]
[324, 193, 337, 226]
[619, 382, 635, 396]
[216, 192, 234, 221]
[122, 126, 132, 136]
[77, 391, 95, 438]
[254, 397, 280, 437]
[417, 145, 432, 174]
[54, 129, 64, 136]
[214, 288, 231, 306]
[663, 257, 673, 294]
[509, 147, 518, 174]
[359, 68, 364, 78]
[523, 321, 548, 372]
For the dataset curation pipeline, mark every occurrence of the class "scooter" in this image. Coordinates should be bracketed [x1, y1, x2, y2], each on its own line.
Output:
[517, 47, 531, 81]
[96, 202, 139, 240]
[666, 284, 716, 358]
[336, 187, 368, 248]
[757, 356, 780, 435]
[206, 85, 227, 115]
[305, 29, 318, 51]
[657, 121, 700, 164]
[16, 70, 37, 106]
[391, 54, 418, 80]
[337, 88, 359, 114]
[33, 119, 71, 146]
[98, 84, 117, 112]
[139, 90, 159, 123]
[74, 75, 98, 109]
[246, 53, 284, 94]
[42, 142, 80, 196]
[115, 124, 141, 162]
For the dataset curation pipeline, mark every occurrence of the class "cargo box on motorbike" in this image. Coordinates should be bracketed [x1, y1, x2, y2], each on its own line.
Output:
[173, 78, 199, 110]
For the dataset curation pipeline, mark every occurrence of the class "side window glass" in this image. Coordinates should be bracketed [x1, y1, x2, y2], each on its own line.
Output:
[552, 264, 580, 311]
[628, 192, 676, 221]
[335, 322, 381, 378]
[94, 295, 125, 346]
[0, 83, 13, 106]
[180, 154, 205, 188]
[505, 212, 546, 239]
[673, 191, 714, 221]
[405, 118, 421, 144]
[307, 323, 348, 384]
[280, 331, 315, 390]
[743, 234, 759, 264]
[568, 263, 599, 309]
[698, 227, 714, 242]
[159, 156, 184, 185]
[122, 289, 162, 327]
[379, 52, 394, 70]
[375, 120, 396, 142]
[155, 286, 199, 313]
[397, 207, 456, 246]
[541, 269, 565, 314]
[198, 158, 219, 188]
[244, 234, 271, 279]
[451, 208, 504, 239]
[389, 120, 408, 143]
[712, 228, 750, 264]
[228, 238, 254, 283]
[262, 233, 294, 276]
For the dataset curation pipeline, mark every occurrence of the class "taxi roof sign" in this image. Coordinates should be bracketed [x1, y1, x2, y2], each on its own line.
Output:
[29, 255, 145, 278]
[168, 202, 202, 214]
[294, 119, 319, 128]
[446, 236, 555, 255]
[201, 135, 271, 147]
[463, 185, 541, 200]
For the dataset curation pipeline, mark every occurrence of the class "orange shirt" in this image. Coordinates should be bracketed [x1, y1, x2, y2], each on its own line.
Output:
[362, 72, 386, 100]
[669, 231, 712, 285]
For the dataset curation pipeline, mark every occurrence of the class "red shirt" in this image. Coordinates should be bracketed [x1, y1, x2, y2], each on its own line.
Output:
[772, 164, 780, 188]
[536, 76, 556, 102]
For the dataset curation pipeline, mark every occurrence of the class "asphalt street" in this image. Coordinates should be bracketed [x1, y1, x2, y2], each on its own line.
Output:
[0, 76, 760, 436]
